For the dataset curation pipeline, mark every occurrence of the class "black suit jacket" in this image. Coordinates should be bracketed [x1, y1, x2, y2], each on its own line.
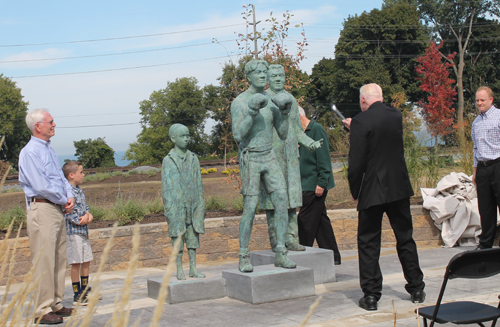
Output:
[347, 101, 414, 211]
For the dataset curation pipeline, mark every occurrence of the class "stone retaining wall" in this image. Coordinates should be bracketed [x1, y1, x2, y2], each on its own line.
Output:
[2, 206, 441, 285]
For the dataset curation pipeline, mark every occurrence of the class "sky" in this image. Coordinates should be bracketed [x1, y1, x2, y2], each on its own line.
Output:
[1, 0, 385, 157]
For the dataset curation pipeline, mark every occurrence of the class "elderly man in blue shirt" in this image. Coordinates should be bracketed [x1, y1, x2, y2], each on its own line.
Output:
[18, 108, 76, 325]
[472, 86, 500, 250]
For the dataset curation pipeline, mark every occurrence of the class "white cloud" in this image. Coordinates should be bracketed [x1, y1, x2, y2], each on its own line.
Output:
[289, 5, 338, 24]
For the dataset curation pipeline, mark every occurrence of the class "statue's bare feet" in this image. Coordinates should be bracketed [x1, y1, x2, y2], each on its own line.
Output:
[275, 251, 297, 269]
[239, 252, 253, 272]
[176, 269, 186, 280]
[286, 242, 306, 251]
[189, 269, 206, 278]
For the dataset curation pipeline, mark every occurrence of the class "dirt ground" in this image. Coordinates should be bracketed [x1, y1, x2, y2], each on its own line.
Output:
[0, 166, 422, 239]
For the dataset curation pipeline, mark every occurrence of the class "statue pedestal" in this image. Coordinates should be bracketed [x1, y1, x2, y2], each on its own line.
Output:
[147, 276, 226, 304]
[250, 247, 336, 284]
[221, 265, 315, 304]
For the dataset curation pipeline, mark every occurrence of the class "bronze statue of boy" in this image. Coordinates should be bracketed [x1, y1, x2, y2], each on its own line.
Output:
[161, 123, 206, 280]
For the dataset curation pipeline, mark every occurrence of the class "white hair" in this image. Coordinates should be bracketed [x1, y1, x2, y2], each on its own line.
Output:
[360, 83, 383, 102]
[298, 106, 306, 117]
[26, 108, 49, 132]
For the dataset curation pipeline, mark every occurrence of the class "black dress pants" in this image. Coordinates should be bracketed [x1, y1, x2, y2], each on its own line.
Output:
[476, 162, 500, 248]
[358, 198, 424, 300]
[298, 190, 341, 262]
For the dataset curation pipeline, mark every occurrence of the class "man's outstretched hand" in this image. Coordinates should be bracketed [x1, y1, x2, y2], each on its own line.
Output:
[307, 138, 323, 152]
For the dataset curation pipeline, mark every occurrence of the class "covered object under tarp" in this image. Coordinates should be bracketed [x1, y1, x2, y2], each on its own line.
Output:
[421, 172, 492, 248]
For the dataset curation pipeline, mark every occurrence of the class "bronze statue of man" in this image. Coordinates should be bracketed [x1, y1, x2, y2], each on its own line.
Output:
[260, 64, 323, 251]
[231, 59, 296, 272]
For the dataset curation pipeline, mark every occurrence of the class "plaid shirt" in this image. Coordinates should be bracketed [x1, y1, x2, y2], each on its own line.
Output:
[64, 185, 89, 236]
[472, 106, 500, 167]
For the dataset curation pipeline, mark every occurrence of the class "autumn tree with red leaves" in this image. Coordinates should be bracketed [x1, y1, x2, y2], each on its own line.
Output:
[416, 42, 457, 140]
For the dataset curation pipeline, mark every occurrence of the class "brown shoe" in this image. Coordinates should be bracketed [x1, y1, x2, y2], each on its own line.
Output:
[53, 307, 74, 317]
[34, 312, 63, 324]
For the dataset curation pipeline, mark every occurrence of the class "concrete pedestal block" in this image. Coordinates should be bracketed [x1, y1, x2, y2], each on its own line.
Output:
[221, 264, 315, 304]
[147, 276, 226, 304]
[250, 247, 336, 284]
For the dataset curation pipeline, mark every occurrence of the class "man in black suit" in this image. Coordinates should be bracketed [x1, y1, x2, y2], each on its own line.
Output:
[342, 83, 425, 311]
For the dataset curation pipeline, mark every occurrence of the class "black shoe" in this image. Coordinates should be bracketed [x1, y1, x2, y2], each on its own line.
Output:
[334, 259, 341, 265]
[359, 295, 377, 311]
[73, 292, 89, 306]
[411, 290, 426, 303]
[82, 286, 103, 300]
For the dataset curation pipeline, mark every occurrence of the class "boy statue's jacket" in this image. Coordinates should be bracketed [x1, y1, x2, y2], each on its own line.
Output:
[161, 149, 205, 237]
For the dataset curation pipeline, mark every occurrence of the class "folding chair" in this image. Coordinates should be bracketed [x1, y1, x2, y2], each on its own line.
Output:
[417, 247, 500, 327]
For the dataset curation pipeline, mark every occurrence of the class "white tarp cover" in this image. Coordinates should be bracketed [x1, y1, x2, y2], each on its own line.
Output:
[421, 172, 483, 248]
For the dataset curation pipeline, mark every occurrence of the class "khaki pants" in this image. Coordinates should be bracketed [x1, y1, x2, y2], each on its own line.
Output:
[27, 202, 67, 318]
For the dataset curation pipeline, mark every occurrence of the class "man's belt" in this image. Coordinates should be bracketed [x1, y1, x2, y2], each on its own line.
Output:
[31, 197, 56, 205]
[479, 157, 500, 167]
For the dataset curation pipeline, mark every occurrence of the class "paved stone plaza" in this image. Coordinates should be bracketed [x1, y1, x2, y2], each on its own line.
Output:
[3, 244, 500, 326]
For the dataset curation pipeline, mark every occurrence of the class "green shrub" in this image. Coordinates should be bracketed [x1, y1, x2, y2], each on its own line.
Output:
[129, 170, 138, 175]
[124, 172, 130, 179]
[84, 174, 99, 182]
[230, 196, 245, 211]
[147, 170, 157, 177]
[205, 195, 227, 210]
[0, 205, 26, 231]
[145, 198, 164, 214]
[98, 173, 112, 181]
[109, 196, 147, 226]
[88, 204, 108, 221]
[111, 171, 123, 177]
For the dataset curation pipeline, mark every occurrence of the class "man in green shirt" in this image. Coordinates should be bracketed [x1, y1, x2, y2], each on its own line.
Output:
[298, 107, 341, 265]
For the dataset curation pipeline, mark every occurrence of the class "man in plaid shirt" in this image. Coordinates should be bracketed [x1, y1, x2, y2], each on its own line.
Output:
[62, 161, 94, 305]
[472, 86, 500, 249]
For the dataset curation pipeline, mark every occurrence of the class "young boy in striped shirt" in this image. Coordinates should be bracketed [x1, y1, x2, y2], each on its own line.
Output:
[62, 161, 94, 305]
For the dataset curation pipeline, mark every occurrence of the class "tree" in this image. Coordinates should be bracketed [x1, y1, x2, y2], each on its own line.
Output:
[0, 74, 31, 169]
[382, 0, 418, 8]
[125, 77, 209, 165]
[74, 137, 115, 169]
[462, 17, 500, 99]
[416, 42, 457, 139]
[206, 7, 311, 160]
[203, 56, 250, 160]
[416, 0, 500, 140]
[310, 3, 428, 119]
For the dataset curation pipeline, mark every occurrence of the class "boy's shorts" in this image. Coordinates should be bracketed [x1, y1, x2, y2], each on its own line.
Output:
[67, 234, 93, 264]
[172, 224, 199, 249]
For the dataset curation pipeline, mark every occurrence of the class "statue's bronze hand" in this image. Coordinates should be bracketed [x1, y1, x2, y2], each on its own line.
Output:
[308, 138, 323, 152]
[271, 93, 293, 115]
[248, 93, 268, 114]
